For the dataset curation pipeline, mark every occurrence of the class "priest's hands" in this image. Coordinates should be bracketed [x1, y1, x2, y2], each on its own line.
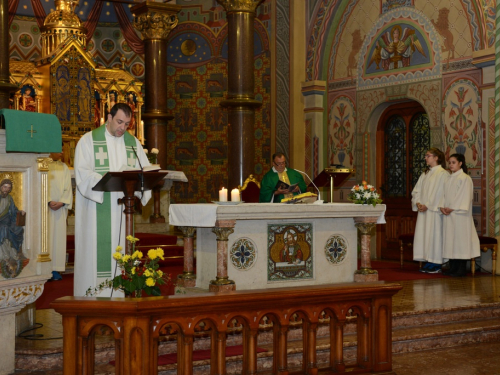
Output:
[49, 201, 65, 211]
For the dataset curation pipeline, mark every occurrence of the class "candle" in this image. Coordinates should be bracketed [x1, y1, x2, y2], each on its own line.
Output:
[219, 187, 228, 202]
[231, 188, 240, 202]
[100, 117, 104, 125]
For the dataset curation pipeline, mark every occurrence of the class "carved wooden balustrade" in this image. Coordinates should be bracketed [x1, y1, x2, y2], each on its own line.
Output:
[51, 282, 402, 375]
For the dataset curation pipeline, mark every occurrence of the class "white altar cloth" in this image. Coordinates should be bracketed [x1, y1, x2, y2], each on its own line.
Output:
[169, 203, 386, 290]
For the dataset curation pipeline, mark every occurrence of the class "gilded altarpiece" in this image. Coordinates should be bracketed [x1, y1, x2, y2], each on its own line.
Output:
[50, 46, 96, 136]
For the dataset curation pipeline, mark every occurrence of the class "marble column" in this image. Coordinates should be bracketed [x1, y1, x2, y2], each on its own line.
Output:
[0, 0, 17, 109]
[354, 216, 379, 282]
[217, 0, 263, 189]
[177, 226, 196, 288]
[132, 2, 181, 169]
[209, 220, 236, 292]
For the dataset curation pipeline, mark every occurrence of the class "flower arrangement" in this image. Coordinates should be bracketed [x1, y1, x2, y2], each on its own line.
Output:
[348, 181, 383, 207]
[86, 235, 170, 297]
[144, 148, 159, 165]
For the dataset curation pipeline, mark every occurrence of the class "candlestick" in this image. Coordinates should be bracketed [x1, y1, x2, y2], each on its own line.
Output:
[231, 188, 240, 202]
[219, 187, 228, 202]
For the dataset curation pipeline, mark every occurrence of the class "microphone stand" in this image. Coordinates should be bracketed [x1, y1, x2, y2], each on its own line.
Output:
[294, 168, 323, 204]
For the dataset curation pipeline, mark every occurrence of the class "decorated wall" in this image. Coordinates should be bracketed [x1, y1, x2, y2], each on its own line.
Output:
[307, 0, 494, 235]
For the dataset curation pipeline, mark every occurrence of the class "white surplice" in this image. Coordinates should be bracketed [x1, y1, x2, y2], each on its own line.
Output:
[411, 165, 449, 263]
[74, 128, 151, 296]
[48, 160, 73, 272]
[442, 169, 480, 259]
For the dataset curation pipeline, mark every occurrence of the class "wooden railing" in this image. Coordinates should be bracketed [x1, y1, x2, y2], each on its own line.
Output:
[51, 282, 402, 375]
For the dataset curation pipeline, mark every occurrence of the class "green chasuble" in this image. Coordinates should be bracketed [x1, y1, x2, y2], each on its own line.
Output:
[259, 168, 308, 203]
[92, 125, 137, 278]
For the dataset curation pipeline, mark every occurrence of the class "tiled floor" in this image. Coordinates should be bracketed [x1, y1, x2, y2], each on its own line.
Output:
[15, 275, 500, 374]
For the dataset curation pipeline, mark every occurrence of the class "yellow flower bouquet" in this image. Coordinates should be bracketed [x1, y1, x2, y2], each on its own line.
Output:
[86, 235, 171, 297]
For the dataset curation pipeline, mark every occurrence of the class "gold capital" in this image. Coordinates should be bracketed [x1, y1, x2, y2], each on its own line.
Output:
[355, 222, 376, 235]
[212, 227, 235, 241]
[180, 226, 196, 238]
[134, 13, 179, 40]
[217, 0, 264, 13]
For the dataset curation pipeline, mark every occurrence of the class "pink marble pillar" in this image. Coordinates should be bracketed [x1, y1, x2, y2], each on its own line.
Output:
[209, 220, 236, 292]
[177, 226, 196, 288]
[354, 216, 379, 282]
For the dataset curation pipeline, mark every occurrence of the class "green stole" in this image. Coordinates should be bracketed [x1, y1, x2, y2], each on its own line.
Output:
[92, 125, 137, 278]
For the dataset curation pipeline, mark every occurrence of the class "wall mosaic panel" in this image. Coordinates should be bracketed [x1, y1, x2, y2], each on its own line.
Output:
[230, 238, 257, 271]
[324, 234, 348, 265]
[267, 223, 313, 281]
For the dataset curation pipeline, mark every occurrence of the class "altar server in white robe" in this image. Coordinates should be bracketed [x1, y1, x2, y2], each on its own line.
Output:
[48, 151, 73, 280]
[411, 148, 449, 273]
[440, 153, 479, 277]
[74, 103, 151, 296]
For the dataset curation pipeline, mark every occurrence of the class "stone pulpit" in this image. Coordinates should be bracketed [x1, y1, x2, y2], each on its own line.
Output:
[0, 109, 61, 375]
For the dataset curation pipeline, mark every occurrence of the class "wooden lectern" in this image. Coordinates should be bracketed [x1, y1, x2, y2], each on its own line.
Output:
[92, 171, 168, 253]
[311, 166, 354, 202]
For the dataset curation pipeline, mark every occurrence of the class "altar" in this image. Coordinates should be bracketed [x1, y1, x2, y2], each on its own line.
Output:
[169, 203, 385, 292]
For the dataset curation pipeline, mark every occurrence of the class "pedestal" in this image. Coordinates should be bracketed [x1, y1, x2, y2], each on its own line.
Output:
[209, 220, 236, 292]
[177, 226, 196, 288]
[353, 216, 379, 282]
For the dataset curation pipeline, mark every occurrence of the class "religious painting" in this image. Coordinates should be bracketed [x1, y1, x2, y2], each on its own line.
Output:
[55, 65, 71, 122]
[125, 92, 138, 136]
[77, 67, 92, 122]
[443, 79, 481, 168]
[365, 23, 429, 75]
[267, 223, 313, 281]
[19, 85, 37, 112]
[328, 96, 355, 168]
[0, 172, 29, 279]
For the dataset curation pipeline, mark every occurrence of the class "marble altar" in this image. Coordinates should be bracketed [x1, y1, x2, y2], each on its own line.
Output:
[169, 203, 385, 291]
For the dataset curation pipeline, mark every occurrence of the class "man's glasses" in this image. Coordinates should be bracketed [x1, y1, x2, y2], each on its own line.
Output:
[274, 161, 286, 166]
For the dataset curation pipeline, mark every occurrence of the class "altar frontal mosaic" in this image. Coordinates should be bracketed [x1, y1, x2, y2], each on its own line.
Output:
[267, 224, 313, 281]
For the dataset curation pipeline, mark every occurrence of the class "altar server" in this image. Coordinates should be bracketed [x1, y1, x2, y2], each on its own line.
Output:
[411, 148, 449, 273]
[74, 103, 151, 296]
[48, 151, 73, 280]
[440, 153, 480, 277]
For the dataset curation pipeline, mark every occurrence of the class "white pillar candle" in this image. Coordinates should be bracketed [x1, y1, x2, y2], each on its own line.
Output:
[231, 188, 240, 202]
[219, 187, 228, 202]
[100, 117, 104, 125]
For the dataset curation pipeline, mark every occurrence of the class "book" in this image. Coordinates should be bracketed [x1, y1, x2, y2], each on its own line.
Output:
[274, 180, 299, 193]
[118, 164, 162, 172]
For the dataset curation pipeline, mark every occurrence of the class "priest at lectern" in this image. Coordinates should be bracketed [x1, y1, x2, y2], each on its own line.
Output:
[74, 103, 151, 296]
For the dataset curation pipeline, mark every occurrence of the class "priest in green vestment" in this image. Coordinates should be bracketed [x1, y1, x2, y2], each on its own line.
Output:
[259, 153, 307, 203]
[73, 103, 151, 297]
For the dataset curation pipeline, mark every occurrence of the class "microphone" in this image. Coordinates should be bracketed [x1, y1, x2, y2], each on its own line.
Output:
[293, 168, 323, 204]
[131, 146, 144, 196]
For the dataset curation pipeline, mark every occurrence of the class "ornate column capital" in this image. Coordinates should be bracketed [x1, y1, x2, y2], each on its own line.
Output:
[180, 226, 196, 238]
[354, 222, 376, 235]
[131, 2, 182, 40]
[216, 0, 264, 13]
[212, 226, 235, 241]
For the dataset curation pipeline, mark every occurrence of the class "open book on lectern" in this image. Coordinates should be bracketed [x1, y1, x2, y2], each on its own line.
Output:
[118, 164, 162, 172]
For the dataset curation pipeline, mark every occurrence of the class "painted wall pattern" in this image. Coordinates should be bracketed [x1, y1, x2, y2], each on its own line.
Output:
[9, 17, 145, 79]
[327, 96, 355, 168]
[442, 79, 481, 167]
[167, 21, 271, 203]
